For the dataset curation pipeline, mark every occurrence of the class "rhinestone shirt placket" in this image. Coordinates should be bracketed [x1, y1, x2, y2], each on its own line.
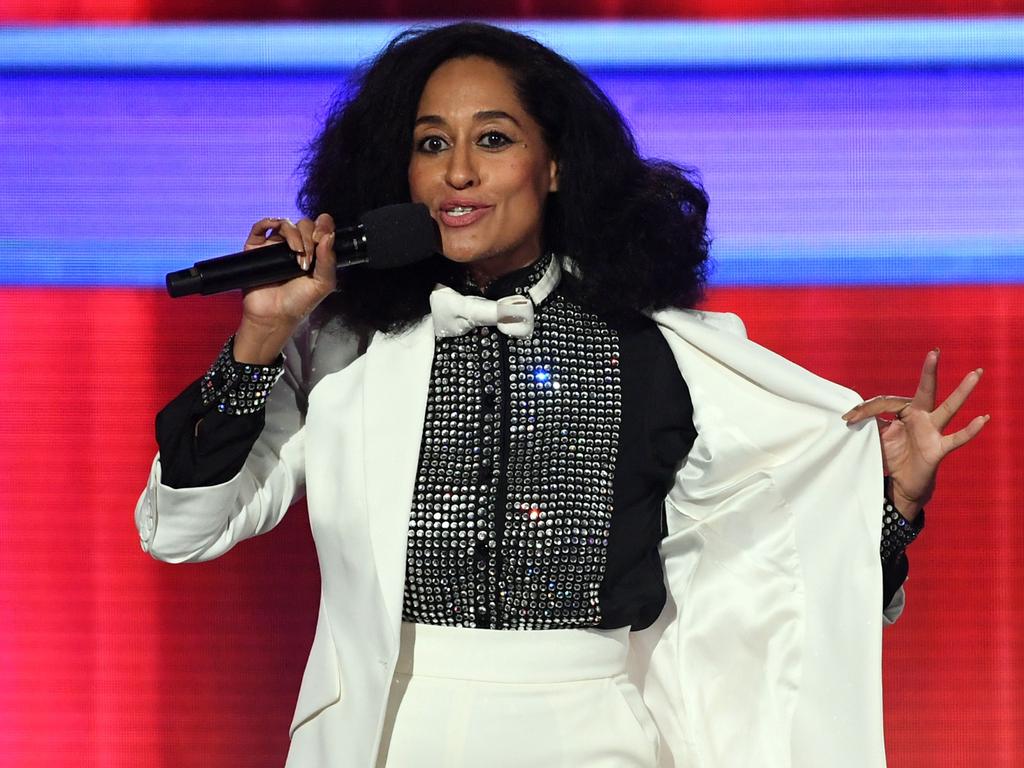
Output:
[479, 323, 503, 627]
[490, 326, 511, 628]
[501, 298, 621, 629]
[403, 256, 622, 631]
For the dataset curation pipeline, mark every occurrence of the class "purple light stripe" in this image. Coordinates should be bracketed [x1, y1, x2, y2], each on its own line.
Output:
[1, 66, 1021, 286]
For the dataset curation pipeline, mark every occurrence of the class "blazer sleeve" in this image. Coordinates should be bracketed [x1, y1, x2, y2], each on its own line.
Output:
[133, 319, 362, 563]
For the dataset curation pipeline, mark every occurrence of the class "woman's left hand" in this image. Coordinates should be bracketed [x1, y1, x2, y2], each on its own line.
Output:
[842, 349, 989, 521]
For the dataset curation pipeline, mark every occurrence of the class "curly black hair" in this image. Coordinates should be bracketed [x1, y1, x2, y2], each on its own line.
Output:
[299, 22, 711, 333]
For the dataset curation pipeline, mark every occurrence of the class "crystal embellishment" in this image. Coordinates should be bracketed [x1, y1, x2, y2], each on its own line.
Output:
[404, 261, 621, 630]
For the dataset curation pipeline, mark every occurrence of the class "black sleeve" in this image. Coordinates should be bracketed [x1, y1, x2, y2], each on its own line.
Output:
[155, 378, 266, 489]
[880, 506, 925, 610]
[882, 552, 910, 609]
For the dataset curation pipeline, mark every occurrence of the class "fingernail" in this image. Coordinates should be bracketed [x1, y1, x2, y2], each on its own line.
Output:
[976, 367, 984, 376]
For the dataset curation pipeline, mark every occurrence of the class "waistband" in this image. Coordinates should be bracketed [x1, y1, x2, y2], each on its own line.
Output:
[396, 622, 631, 683]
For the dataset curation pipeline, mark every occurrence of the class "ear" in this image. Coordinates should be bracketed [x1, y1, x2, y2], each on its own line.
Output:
[548, 158, 559, 193]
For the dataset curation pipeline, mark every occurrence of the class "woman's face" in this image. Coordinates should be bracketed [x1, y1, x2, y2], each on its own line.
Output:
[408, 56, 558, 282]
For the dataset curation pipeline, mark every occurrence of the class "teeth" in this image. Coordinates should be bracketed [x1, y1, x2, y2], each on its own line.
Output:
[447, 206, 475, 216]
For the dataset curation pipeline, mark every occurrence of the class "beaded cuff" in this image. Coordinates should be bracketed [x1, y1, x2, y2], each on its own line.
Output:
[880, 493, 923, 566]
[200, 336, 284, 415]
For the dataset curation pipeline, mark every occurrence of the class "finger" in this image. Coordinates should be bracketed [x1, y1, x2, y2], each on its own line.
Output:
[931, 368, 984, 430]
[247, 217, 285, 237]
[310, 213, 336, 266]
[244, 217, 287, 249]
[294, 218, 318, 271]
[312, 231, 337, 288]
[842, 396, 913, 422]
[874, 417, 893, 472]
[312, 212, 336, 239]
[911, 348, 939, 411]
[264, 217, 303, 257]
[310, 213, 338, 286]
[940, 413, 990, 455]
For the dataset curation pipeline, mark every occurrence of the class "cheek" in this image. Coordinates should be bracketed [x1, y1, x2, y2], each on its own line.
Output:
[506, 162, 549, 206]
[407, 162, 430, 203]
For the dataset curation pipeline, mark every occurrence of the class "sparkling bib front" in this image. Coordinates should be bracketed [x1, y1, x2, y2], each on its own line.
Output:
[403, 273, 622, 630]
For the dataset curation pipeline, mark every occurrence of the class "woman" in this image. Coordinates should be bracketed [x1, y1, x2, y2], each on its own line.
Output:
[136, 22, 987, 768]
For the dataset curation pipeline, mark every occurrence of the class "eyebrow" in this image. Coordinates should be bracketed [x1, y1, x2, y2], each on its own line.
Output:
[414, 110, 523, 128]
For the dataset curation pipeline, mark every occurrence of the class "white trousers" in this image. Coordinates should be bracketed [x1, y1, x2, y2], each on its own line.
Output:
[376, 622, 661, 768]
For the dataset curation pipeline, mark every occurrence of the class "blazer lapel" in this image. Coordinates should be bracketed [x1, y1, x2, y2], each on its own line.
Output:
[362, 317, 435, 641]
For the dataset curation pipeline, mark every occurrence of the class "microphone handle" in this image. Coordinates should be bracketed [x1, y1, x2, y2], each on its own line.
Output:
[166, 224, 368, 297]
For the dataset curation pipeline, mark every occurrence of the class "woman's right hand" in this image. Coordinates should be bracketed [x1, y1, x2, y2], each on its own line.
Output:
[233, 214, 338, 364]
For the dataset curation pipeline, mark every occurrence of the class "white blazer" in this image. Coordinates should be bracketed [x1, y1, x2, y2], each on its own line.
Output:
[135, 308, 901, 767]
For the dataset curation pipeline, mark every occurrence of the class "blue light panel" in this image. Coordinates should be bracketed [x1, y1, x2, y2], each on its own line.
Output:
[0, 21, 1021, 287]
[2, 19, 1023, 71]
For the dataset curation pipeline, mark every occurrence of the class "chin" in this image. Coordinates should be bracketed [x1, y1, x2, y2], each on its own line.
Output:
[440, 243, 495, 265]
[439, 239, 535, 275]
[441, 250, 480, 264]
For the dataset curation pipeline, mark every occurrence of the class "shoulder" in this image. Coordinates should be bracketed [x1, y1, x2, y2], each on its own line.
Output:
[284, 314, 369, 394]
[651, 307, 748, 339]
[556, 274, 691, 380]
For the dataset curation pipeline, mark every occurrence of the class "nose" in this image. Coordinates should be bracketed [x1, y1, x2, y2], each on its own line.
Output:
[444, 142, 477, 189]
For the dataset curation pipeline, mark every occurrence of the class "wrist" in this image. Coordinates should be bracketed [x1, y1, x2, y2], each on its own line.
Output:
[200, 336, 284, 416]
[891, 494, 922, 522]
[881, 494, 924, 565]
[234, 317, 298, 365]
[889, 478, 929, 523]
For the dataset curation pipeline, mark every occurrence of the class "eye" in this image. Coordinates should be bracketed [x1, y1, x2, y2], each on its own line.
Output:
[416, 135, 449, 153]
[478, 131, 513, 149]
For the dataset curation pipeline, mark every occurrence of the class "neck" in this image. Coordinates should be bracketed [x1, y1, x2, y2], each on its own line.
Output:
[482, 253, 550, 296]
[466, 248, 544, 290]
[468, 265, 500, 291]
[468, 260, 540, 292]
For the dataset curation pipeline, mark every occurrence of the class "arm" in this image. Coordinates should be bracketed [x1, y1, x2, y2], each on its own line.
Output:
[844, 348, 988, 620]
[135, 214, 342, 563]
[135, 328, 314, 563]
[155, 338, 280, 490]
[880, 491, 924, 619]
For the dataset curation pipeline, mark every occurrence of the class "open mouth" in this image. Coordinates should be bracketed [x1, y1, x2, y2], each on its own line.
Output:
[439, 204, 491, 227]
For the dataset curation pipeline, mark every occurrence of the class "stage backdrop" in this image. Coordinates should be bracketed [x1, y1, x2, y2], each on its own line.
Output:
[0, 18, 1022, 768]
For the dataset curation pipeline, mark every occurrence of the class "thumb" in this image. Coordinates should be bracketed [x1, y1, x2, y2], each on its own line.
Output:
[311, 231, 337, 290]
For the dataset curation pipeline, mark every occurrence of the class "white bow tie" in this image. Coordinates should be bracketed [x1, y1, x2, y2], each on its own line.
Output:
[429, 257, 562, 339]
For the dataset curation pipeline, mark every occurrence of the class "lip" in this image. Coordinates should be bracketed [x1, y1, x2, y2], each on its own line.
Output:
[437, 199, 493, 229]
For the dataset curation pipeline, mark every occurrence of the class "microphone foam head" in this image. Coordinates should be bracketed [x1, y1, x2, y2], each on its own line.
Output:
[359, 203, 441, 269]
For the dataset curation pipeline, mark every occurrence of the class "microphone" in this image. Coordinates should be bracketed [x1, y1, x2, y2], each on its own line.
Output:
[165, 203, 441, 297]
